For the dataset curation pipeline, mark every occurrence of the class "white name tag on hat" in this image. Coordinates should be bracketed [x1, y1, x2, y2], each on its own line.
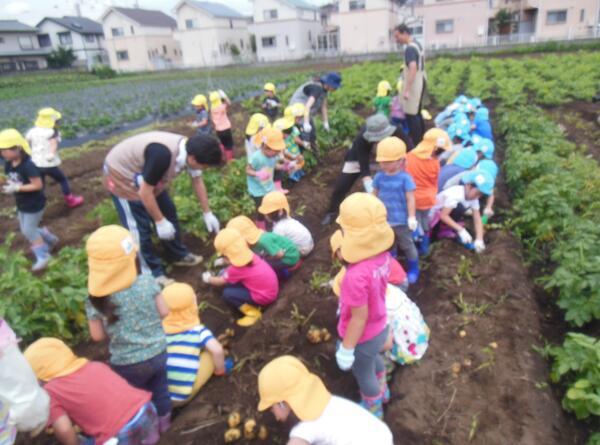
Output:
[342, 161, 360, 174]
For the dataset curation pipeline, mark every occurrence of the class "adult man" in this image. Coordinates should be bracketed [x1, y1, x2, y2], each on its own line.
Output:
[104, 131, 222, 286]
[394, 24, 427, 144]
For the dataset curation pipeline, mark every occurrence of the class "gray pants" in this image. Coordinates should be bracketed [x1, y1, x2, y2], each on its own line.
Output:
[393, 225, 418, 261]
[352, 325, 389, 397]
[416, 209, 431, 236]
[18, 210, 44, 243]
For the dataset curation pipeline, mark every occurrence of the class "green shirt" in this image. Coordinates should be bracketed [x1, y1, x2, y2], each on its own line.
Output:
[255, 232, 300, 266]
[373, 96, 392, 118]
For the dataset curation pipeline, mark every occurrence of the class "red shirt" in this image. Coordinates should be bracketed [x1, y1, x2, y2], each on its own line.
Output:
[389, 258, 407, 285]
[45, 362, 150, 444]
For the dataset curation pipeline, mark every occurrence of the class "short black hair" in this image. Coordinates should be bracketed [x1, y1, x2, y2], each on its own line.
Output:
[395, 24, 411, 34]
[186, 134, 222, 165]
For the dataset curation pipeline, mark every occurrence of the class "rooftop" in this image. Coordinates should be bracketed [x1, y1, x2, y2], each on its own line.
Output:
[112, 7, 177, 28]
[0, 20, 37, 33]
[38, 16, 103, 34]
[186, 1, 249, 19]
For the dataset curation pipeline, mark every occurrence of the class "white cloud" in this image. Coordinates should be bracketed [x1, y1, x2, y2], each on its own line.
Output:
[4, 1, 32, 15]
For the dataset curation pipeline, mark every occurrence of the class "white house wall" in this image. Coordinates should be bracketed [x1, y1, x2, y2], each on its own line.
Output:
[253, 0, 300, 22]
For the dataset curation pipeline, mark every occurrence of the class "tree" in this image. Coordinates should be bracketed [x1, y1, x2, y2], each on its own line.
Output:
[230, 43, 240, 57]
[493, 8, 513, 35]
[250, 35, 257, 54]
[46, 47, 77, 69]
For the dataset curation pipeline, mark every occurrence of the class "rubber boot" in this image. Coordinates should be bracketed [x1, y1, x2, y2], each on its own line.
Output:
[407, 259, 420, 284]
[64, 194, 84, 209]
[417, 234, 430, 256]
[274, 180, 289, 194]
[225, 150, 234, 163]
[31, 244, 51, 272]
[237, 304, 262, 327]
[158, 413, 171, 434]
[39, 226, 59, 252]
[359, 392, 384, 419]
[376, 371, 390, 404]
[255, 220, 266, 230]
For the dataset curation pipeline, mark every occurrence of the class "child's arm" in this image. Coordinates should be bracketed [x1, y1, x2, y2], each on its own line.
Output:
[88, 318, 107, 342]
[472, 208, 484, 241]
[484, 192, 495, 216]
[342, 305, 368, 349]
[288, 439, 310, 445]
[439, 207, 463, 232]
[16, 176, 43, 193]
[205, 338, 226, 375]
[246, 163, 260, 177]
[52, 415, 79, 445]
[155, 293, 169, 319]
[406, 190, 416, 218]
[48, 137, 59, 157]
[207, 275, 227, 286]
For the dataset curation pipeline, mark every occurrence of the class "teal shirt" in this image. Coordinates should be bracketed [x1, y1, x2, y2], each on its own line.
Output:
[247, 150, 278, 198]
[286, 127, 302, 158]
[85, 274, 166, 366]
[255, 232, 300, 266]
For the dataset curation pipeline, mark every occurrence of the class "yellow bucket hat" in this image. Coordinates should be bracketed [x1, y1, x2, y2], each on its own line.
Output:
[191, 94, 207, 107]
[86, 225, 138, 297]
[273, 117, 294, 132]
[336, 193, 394, 264]
[331, 267, 346, 298]
[24, 338, 88, 382]
[263, 82, 276, 93]
[376, 80, 392, 97]
[258, 355, 331, 421]
[396, 79, 403, 93]
[214, 228, 254, 267]
[209, 91, 222, 108]
[283, 106, 294, 119]
[245, 113, 270, 136]
[329, 229, 343, 258]
[0, 128, 31, 154]
[411, 128, 451, 159]
[376, 136, 407, 162]
[253, 127, 285, 152]
[291, 103, 305, 118]
[162, 282, 200, 334]
[421, 109, 432, 120]
[35, 107, 62, 129]
[226, 216, 264, 245]
[258, 191, 290, 216]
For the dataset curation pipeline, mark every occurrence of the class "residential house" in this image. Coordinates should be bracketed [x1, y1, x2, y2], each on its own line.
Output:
[317, 2, 340, 55]
[0, 20, 50, 72]
[101, 7, 182, 72]
[174, 0, 252, 67]
[36, 16, 107, 70]
[250, 0, 322, 62]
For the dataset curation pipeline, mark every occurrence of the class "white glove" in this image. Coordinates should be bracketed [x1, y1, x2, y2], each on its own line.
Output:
[2, 181, 21, 194]
[218, 89, 227, 99]
[303, 120, 312, 133]
[335, 344, 355, 371]
[302, 140, 311, 150]
[474, 239, 486, 253]
[457, 228, 473, 245]
[156, 218, 176, 240]
[483, 207, 494, 218]
[46, 153, 56, 162]
[323, 121, 330, 132]
[407, 217, 418, 232]
[202, 271, 213, 284]
[203, 211, 220, 233]
[362, 177, 374, 194]
[214, 257, 226, 267]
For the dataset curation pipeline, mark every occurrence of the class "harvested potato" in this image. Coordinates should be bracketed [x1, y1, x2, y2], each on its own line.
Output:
[451, 362, 461, 375]
[243, 418, 257, 440]
[321, 328, 332, 342]
[258, 425, 268, 440]
[489, 341, 498, 349]
[227, 412, 241, 428]
[224, 428, 241, 443]
[459, 330, 467, 338]
[306, 327, 322, 344]
[225, 328, 235, 337]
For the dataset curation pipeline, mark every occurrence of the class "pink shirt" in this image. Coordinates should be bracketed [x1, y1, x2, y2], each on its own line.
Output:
[338, 252, 390, 343]
[211, 104, 231, 132]
[224, 254, 279, 305]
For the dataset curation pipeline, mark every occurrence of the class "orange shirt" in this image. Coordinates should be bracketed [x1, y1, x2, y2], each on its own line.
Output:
[406, 152, 440, 210]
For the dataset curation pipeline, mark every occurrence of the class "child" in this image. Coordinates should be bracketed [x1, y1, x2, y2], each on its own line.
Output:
[190, 94, 211, 135]
[372, 136, 419, 283]
[430, 170, 495, 254]
[26, 108, 84, 209]
[246, 127, 287, 225]
[406, 128, 451, 255]
[390, 80, 409, 135]
[244, 113, 270, 158]
[84, 225, 172, 432]
[161, 282, 230, 405]
[373, 80, 392, 118]
[202, 228, 279, 326]
[262, 83, 281, 121]
[473, 107, 493, 141]
[476, 159, 499, 223]
[438, 147, 478, 191]
[0, 128, 58, 271]
[274, 116, 305, 182]
[209, 90, 234, 162]
[258, 191, 314, 257]
[24, 338, 159, 445]
[472, 137, 495, 161]
[335, 193, 394, 419]
[226, 215, 301, 275]
[257, 355, 394, 444]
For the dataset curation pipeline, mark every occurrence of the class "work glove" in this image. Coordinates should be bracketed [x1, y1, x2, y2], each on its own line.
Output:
[45, 153, 56, 163]
[483, 207, 494, 218]
[2, 181, 21, 194]
[335, 344, 355, 371]
[474, 239, 486, 254]
[256, 169, 271, 181]
[303, 120, 312, 133]
[407, 217, 418, 232]
[323, 121, 330, 132]
[457, 228, 473, 245]
[362, 177, 374, 194]
[156, 218, 176, 240]
[214, 257, 226, 267]
[218, 89, 227, 99]
[301, 140, 311, 150]
[202, 271, 213, 284]
[203, 211, 220, 233]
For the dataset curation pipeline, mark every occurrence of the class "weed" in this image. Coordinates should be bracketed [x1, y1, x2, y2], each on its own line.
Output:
[309, 270, 332, 295]
[453, 293, 490, 316]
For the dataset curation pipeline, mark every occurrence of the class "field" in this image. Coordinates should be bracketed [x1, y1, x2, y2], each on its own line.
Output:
[2, 48, 600, 444]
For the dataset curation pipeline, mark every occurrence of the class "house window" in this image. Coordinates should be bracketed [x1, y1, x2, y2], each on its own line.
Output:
[116, 50, 129, 60]
[229, 19, 233, 28]
[84, 34, 95, 43]
[38, 34, 51, 47]
[308, 30, 312, 42]
[261, 36, 276, 48]
[318, 34, 327, 50]
[240, 39, 244, 49]
[435, 19, 454, 33]
[263, 9, 278, 19]
[285, 35, 289, 46]
[410, 25, 423, 35]
[185, 18, 197, 29]
[547, 10, 567, 25]
[580, 9, 585, 22]
[111, 27, 124, 37]
[0, 37, 4, 44]
[18, 36, 33, 50]
[349, 0, 365, 11]
[58, 32, 72, 45]
[148, 50, 152, 59]
[23, 60, 39, 70]
[163, 45, 167, 54]
[130, 26, 135, 34]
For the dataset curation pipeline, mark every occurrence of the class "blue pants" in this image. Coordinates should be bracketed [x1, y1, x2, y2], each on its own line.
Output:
[112, 352, 172, 417]
[38, 166, 71, 196]
[222, 284, 254, 309]
[112, 191, 188, 277]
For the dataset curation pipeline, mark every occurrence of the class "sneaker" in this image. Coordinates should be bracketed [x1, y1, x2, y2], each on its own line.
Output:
[173, 253, 203, 267]
[155, 275, 175, 288]
[64, 194, 84, 209]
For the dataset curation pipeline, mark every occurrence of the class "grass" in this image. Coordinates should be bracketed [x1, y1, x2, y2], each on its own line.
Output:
[453, 292, 491, 316]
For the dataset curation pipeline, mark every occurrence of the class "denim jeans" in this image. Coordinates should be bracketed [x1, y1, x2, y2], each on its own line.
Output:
[18, 210, 44, 242]
[222, 284, 254, 309]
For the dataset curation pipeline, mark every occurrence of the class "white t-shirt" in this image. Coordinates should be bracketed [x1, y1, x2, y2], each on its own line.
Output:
[433, 185, 480, 213]
[290, 396, 394, 445]
[26, 127, 61, 168]
[273, 217, 314, 256]
[175, 139, 202, 178]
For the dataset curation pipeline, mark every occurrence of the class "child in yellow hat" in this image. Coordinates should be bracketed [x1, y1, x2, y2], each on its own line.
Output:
[26, 108, 84, 209]
[244, 113, 270, 158]
[258, 355, 393, 444]
[84, 225, 172, 432]
[190, 94, 211, 135]
[262, 82, 281, 121]
[334, 193, 394, 419]
[258, 191, 314, 256]
[373, 80, 392, 118]
[0, 128, 57, 272]
[161, 282, 231, 405]
[373, 136, 420, 283]
[273, 116, 305, 182]
[24, 337, 160, 445]
[209, 89, 234, 162]
[202, 228, 279, 326]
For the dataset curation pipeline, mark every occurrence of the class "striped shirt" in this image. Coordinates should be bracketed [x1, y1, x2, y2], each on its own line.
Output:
[165, 325, 214, 402]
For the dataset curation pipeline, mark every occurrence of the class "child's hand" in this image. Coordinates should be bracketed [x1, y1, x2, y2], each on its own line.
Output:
[275, 250, 285, 259]
[474, 239, 486, 254]
[202, 271, 214, 284]
[255, 169, 270, 181]
[407, 217, 418, 232]
[2, 181, 21, 194]
[215, 357, 234, 376]
[335, 344, 355, 371]
[457, 229, 473, 245]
